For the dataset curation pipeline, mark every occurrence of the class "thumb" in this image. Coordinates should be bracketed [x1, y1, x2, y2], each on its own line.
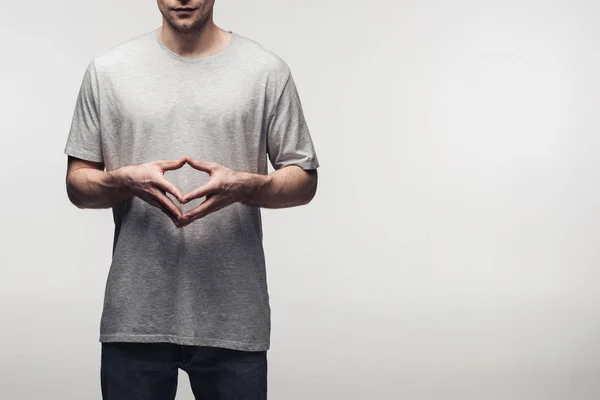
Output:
[155, 176, 183, 201]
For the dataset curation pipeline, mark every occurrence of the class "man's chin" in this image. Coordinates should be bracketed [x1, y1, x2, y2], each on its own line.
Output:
[173, 23, 200, 33]
[165, 17, 200, 33]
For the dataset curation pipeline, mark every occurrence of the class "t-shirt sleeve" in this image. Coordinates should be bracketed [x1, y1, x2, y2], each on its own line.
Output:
[266, 72, 320, 171]
[64, 60, 104, 163]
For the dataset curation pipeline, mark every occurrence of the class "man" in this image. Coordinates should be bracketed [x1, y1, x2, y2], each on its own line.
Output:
[64, 0, 320, 398]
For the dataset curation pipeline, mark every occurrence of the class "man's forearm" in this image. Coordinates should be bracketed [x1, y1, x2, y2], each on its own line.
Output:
[66, 168, 132, 209]
[237, 165, 318, 209]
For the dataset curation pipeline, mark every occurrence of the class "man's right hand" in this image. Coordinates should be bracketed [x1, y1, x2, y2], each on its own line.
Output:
[112, 157, 187, 227]
[66, 155, 187, 228]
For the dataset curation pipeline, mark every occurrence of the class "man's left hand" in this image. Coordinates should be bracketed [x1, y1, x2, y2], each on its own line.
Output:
[178, 156, 256, 227]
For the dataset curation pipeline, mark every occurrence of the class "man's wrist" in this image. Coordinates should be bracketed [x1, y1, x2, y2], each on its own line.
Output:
[235, 171, 270, 205]
[107, 167, 133, 197]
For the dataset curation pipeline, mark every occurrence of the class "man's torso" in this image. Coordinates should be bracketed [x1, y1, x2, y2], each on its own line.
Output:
[89, 30, 292, 351]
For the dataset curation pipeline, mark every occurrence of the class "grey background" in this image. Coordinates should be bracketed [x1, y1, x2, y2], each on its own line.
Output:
[1, 0, 600, 399]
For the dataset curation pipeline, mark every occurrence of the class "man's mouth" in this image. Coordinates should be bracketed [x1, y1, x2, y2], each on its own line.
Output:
[173, 7, 196, 12]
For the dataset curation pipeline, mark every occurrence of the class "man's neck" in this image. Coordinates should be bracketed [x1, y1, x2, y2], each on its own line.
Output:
[157, 21, 230, 59]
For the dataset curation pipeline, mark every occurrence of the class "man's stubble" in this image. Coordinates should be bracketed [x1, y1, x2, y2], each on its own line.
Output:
[158, 2, 215, 34]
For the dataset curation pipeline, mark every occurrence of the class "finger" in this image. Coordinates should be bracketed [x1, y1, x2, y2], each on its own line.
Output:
[154, 177, 183, 202]
[180, 182, 217, 204]
[152, 188, 183, 219]
[142, 194, 182, 227]
[186, 159, 216, 173]
[156, 201, 183, 228]
[157, 156, 187, 171]
[180, 195, 222, 225]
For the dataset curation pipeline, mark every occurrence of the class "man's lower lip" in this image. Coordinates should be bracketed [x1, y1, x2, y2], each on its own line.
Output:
[174, 9, 195, 12]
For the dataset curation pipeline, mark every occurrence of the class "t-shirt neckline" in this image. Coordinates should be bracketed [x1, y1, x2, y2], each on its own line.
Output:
[152, 28, 237, 63]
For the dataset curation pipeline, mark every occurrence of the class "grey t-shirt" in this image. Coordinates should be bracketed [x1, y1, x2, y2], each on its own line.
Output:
[64, 29, 320, 351]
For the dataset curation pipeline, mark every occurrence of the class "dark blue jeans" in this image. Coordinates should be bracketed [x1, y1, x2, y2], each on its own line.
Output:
[100, 342, 267, 399]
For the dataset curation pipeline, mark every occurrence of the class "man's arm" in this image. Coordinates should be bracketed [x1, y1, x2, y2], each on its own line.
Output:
[236, 165, 318, 209]
[65, 155, 187, 227]
[66, 156, 131, 209]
